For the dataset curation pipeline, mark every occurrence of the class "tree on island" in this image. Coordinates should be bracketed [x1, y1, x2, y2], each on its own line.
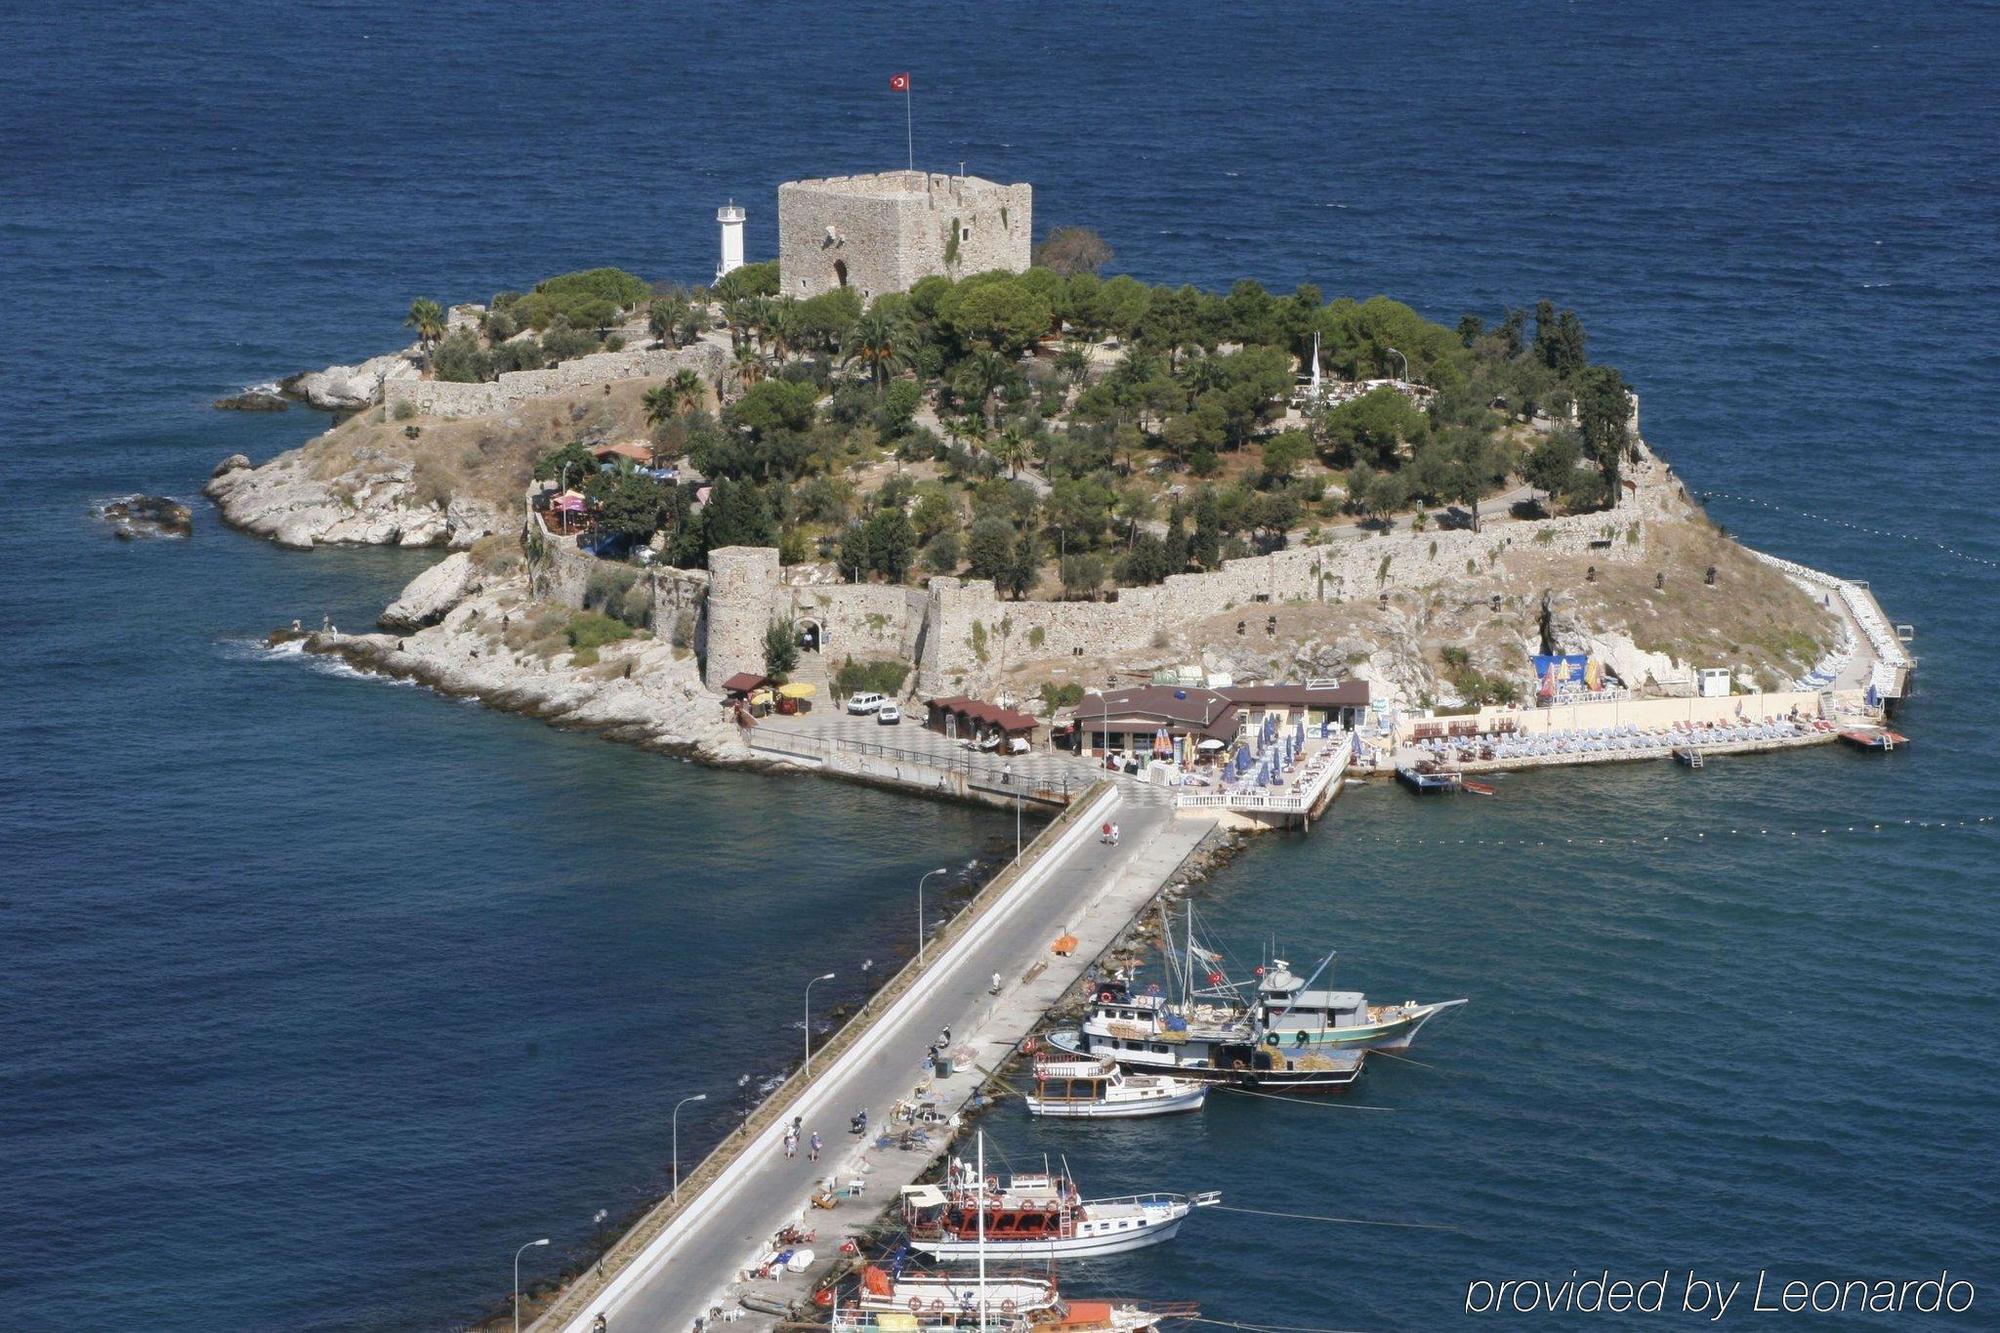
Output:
[842, 310, 913, 395]
[1522, 430, 1584, 510]
[405, 299, 447, 364]
[763, 614, 800, 681]
[645, 369, 707, 426]
[1033, 227, 1115, 278]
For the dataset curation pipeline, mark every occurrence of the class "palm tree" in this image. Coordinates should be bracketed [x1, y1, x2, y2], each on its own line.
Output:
[990, 426, 1032, 479]
[957, 348, 1016, 430]
[842, 310, 913, 394]
[763, 299, 801, 364]
[404, 299, 447, 362]
[732, 344, 765, 393]
[1055, 338, 1094, 387]
[643, 384, 675, 426]
[667, 368, 706, 415]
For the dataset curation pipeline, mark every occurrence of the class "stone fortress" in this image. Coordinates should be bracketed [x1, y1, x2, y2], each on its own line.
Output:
[777, 170, 1032, 300]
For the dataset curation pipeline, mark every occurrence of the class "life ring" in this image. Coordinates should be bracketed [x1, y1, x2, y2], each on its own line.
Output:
[909, 1299, 924, 1313]
[1254, 965, 1266, 977]
[985, 1175, 999, 1191]
[1098, 991, 1115, 1003]
[931, 1300, 947, 1314]
[1002, 1300, 1018, 1314]
[1145, 982, 1162, 995]
[1263, 1032, 1280, 1047]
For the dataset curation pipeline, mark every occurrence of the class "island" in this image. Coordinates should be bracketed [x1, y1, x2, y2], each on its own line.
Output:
[211, 167, 1912, 795]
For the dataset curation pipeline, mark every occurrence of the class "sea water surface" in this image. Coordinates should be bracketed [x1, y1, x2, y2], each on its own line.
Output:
[2, 3, 1997, 1328]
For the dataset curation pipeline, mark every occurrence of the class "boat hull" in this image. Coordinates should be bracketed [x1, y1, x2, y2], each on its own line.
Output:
[1044, 1030, 1363, 1092]
[1024, 1084, 1207, 1117]
[1272, 999, 1466, 1053]
[914, 1217, 1183, 1261]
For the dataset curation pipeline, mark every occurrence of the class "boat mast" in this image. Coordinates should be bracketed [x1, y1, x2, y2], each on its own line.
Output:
[976, 1130, 987, 1332]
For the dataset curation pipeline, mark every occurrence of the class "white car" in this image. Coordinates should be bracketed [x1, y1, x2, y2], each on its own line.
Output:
[877, 703, 902, 725]
[847, 692, 887, 715]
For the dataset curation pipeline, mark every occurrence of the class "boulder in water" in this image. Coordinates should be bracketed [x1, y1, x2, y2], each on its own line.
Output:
[213, 390, 287, 412]
[98, 495, 193, 540]
[211, 453, 253, 478]
[380, 551, 477, 630]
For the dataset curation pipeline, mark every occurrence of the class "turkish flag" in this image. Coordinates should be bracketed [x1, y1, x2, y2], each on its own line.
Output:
[889, 73, 910, 92]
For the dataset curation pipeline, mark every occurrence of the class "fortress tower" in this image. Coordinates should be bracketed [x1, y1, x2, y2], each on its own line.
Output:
[777, 170, 1031, 301]
[716, 202, 746, 280]
[701, 545, 782, 688]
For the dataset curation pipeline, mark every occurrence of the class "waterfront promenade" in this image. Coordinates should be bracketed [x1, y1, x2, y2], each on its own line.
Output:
[532, 787, 1218, 1333]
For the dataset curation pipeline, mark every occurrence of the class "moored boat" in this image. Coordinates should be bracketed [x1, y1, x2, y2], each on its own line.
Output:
[900, 1155, 1219, 1261]
[1023, 1054, 1207, 1118]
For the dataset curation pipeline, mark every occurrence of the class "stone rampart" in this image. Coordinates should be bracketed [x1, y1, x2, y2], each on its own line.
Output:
[388, 343, 725, 420]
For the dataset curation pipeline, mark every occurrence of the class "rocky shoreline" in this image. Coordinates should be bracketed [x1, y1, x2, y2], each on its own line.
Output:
[280, 573, 753, 764]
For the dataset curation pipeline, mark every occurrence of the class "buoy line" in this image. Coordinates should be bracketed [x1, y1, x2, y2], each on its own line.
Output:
[1190, 1318, 1378, 1333]
[1209, 1202, 1460, 1232]
[1212, 1085, 1396, 1110]
[1328, 815, 1996, 851]
[1700, 489, 1999, 569]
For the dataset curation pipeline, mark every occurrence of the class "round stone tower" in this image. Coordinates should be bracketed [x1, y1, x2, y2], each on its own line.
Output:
[702, 545, 782, 689]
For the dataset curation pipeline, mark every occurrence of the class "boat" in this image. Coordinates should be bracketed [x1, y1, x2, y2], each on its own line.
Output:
[1461, 779, 1497, 796]
[1046, 907, 1465, 1091]
[901, 1153, 1218, 1261]
[1023, 1054, 1207, 1118]
[830, 1264, 1194, 1333]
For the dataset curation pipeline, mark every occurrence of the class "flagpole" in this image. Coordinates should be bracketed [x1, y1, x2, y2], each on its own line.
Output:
[905, 83, 914, 172]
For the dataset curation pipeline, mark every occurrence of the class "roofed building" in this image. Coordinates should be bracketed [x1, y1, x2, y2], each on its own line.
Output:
[1073, 681, 1370, 759]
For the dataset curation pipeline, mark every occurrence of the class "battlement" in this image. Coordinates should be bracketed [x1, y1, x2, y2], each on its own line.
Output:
[778, 169, 1031, 300]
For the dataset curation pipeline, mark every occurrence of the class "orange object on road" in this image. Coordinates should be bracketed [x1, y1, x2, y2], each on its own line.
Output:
[1051, 933, 1078, 956]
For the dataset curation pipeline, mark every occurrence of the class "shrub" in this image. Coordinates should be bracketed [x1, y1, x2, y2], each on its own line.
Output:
[764, 615, 799, 679]
[1037, 681, 1085, 712]
[565, 610, 633, 665]
[833, 656, 909, 697]
[392, 398, 418, 421]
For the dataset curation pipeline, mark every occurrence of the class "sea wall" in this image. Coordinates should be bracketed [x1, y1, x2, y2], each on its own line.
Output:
[388, 342, 726, 420]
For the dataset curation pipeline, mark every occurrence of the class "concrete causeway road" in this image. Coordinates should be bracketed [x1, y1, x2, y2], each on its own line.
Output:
[548, 795, 1217, 1333]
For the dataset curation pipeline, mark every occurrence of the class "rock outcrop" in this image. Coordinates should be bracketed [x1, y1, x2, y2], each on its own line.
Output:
[380, 552, 477, 630]
[97, 495, 193, 539]
[213, 389, 288, 412]
[305, 579, 748, 764]
[204, 447, 502, 551]
[281, 349, 422, 411]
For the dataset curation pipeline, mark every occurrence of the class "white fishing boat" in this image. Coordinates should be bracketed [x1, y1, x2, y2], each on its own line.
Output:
[901, 1152, 1218, 1261]
[1023, 1053, 1206, 1119]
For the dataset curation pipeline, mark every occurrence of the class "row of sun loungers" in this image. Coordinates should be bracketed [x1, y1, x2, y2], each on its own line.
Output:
[1411, 718, 1821, 764]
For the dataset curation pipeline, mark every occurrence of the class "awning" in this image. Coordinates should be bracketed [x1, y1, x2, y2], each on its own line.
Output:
[720, 672, 768, 694]
[900, 1184, 948, 1208]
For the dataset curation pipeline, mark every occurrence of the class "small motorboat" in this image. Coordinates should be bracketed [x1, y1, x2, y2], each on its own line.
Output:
[1461, 779, 1497, 797]
[1024, 1054, 1206, 1119]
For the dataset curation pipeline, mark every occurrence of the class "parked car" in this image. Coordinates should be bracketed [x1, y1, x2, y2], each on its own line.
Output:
[846, 692, 886, 715]
[877, 703, 901, 725]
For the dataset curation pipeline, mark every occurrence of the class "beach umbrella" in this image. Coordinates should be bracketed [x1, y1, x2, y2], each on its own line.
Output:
[778, 682, 816, 698]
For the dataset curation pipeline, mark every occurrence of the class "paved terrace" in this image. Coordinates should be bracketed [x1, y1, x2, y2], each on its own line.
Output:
[747, 708, 1178, 809]
[531, 785, 1218, 1333]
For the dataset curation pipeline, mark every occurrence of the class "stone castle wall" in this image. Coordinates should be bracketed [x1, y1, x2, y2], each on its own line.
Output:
[388, 343, 725, 420]
[778, 172, 1031, 300]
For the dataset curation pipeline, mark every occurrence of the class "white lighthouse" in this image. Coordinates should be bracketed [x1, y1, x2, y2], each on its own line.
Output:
[716, 201, 746, 280]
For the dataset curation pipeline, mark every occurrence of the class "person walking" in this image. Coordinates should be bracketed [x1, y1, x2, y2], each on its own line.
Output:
[809, 1131, 822, 1163]
[990, 971, 1003, 995]
[783, 1127, 798, 1159]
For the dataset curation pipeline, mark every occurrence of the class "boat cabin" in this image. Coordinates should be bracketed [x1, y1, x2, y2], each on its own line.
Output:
[1255, 967, 1370, 1030]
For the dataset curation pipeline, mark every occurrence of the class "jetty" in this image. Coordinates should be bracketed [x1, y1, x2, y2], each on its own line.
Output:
[529, 785, 1218, 1333]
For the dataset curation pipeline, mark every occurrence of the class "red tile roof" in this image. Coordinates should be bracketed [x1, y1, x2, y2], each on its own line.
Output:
[720, 672, 769, 694]
[926, 695, 1038, 733]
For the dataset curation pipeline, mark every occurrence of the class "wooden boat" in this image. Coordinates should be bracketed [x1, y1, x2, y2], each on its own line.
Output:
[1024, 1055, 1206, 1118]
[1461, 779, 1497, 796]
[901, 1154, 1218, 1261]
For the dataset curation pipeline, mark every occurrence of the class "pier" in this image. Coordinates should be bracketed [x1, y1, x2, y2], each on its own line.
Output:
[529, 784, 1219, 1333]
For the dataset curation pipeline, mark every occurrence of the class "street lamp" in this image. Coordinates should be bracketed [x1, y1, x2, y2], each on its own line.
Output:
[918, 867, 949, 964]
[804, 972, 837, 1075]
[514, 1238, 550, 1333]
[1384, 347, 1409, 382]
[672, 1093, 708, 1203]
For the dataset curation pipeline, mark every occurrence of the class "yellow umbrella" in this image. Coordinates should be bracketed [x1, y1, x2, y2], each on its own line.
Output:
[778, 682, 817, 698]
[748, 687, 775, 706]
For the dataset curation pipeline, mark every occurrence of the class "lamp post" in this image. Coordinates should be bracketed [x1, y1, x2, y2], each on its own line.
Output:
[804, 972, 836, 1075]
[918, 867, 948, 964]
[514, 1238, 550, 1333]
[1385, 347, 1408, 382]
[672, 1092, 708, 1203]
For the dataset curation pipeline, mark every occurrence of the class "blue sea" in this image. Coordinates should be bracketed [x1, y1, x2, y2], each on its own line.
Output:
[3, 3, 1996, 1328]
